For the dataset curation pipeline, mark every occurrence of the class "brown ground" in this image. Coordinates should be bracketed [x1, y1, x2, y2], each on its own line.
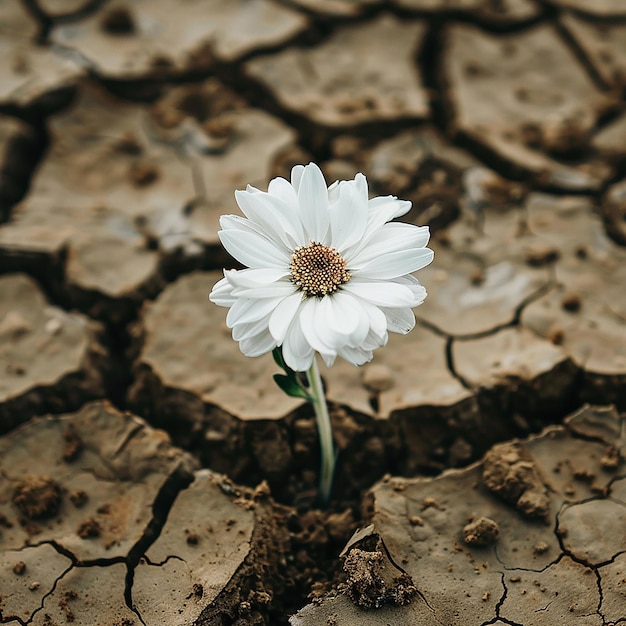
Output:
[0, 0, 625, 624]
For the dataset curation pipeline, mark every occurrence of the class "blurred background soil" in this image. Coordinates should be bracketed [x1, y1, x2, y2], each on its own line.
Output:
[0, 0, 625, 624]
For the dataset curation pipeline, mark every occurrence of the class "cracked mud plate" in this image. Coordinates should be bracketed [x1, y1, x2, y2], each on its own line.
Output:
[0, 402, 289, 626]
[291, 405, 626, 625]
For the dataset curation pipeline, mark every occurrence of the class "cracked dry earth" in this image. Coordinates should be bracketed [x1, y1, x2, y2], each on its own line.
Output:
[1, 1, 626, 625]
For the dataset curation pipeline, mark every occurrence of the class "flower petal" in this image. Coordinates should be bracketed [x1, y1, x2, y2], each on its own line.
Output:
[395, 274, 428, 306]
[268, 292, 303, 343]
[338, 345, 373, 366]
[298, 163, 329, 242]
[235, 189, 304, 248]
[342, 280, 416, 307]
[362, 327, 388, 351]
[341, 196, 412, 259]
[368, 195, 412, 219]
[321, 292, 369, 348]
[231, 282, 297, 299]
[239, 329, 277, 358]
[291, 164, 305, 193]
[347, 223, 430, 266]
[357, 298, 388, 342]
[329, 175, 369, 251]
[225, 268, 289, 289]
[218, 229, 291, 269]
[209, 275, 236, 307]
[226, 296, 283, 327]
[282, 316, 315, 372]
[232, 315, 271, 341]
[268, 176, 298, 208]
[380, 306, 416, 334]
[354, 248, 434, 280]
[299, 297, 336, 355]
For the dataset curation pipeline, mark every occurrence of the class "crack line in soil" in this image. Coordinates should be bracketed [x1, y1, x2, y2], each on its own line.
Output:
[122, 463, 194, 623]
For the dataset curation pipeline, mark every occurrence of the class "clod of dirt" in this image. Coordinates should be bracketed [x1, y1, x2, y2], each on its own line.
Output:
[463, 517, 499, 547]
[482, 442, 550, 518]
[339, 528, 417, 610]
[62, 424, 84, 462]
[12, 476, 62, 520]
[524, 244, 560, 267]
[601, 178, 626, 247]
[342, 548, 417, 609]
[76, 518, 101, 539]
[100, 6, 136, 35]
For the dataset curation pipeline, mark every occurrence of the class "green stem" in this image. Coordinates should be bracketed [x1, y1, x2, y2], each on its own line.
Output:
[307, 355, 335, 506]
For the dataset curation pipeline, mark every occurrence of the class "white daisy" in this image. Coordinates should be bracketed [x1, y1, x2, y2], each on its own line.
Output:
[209, 162, 434, 372]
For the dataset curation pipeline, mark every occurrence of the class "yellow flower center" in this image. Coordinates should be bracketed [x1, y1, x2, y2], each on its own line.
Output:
[290, 242, 351, 297]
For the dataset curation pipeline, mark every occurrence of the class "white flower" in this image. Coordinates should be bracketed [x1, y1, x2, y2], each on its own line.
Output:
[209, 163, 434, 372]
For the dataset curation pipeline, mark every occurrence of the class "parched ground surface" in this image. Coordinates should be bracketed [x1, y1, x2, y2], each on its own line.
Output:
[1, 0, 626, 624]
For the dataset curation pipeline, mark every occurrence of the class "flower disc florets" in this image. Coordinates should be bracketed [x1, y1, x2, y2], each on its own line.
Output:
[209, 162, 434, 372]
[290, 242, 351, 297]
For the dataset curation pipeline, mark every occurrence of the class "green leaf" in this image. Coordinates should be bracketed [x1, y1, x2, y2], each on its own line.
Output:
[273, 374, 313, 401]
[272, 347, 288, 372]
